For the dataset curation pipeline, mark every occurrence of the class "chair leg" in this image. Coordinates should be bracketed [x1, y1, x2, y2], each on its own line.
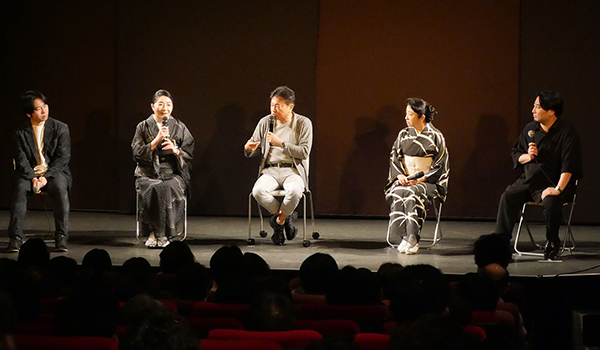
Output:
[306, 190, 319, 240]
[514, 203, 544, 257]
[182, 197, 187, 241]
[421, 200, 443, 249]
[136, 193, 140, 241]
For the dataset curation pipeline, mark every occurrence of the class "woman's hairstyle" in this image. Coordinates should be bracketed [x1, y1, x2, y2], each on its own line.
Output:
[407, 97, 438, 123]
[152, 89, 173, 104]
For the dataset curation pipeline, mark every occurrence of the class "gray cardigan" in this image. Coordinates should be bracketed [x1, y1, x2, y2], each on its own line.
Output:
[245, 112, 313, 189]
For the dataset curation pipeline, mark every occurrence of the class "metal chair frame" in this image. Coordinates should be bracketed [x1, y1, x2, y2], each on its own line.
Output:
[135, 193, 187, 241]
[386, 196, 443, 249]
[247, 189, 318, 247]
[513, 186, 577, 258]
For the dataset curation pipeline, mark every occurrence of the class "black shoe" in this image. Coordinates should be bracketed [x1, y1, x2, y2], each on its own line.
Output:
[284, 212, 298, 241]
[55, 235, 68, 252]
[543, 240, 560, 260]
[6, 237, 22, 253]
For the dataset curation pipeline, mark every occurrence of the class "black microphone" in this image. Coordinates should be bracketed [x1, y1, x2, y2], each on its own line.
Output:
[407, 171, 425, 181]
[384, 171, 425, 193]
[268, 114, 275, 133]
[162, 116, 169, 140]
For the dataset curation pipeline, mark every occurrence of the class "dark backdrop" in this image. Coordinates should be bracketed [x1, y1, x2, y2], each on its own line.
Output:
[1, 1, 598, 223]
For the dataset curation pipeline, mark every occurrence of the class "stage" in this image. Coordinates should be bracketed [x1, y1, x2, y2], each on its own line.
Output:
[1, 210, 599, 278]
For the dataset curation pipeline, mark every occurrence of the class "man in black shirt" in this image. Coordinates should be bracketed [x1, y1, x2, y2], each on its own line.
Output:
[495, 91, 582, 260]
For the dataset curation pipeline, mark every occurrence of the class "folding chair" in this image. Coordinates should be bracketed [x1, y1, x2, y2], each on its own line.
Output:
[247, 189, 318, 247]
[135, 193, 187, 241]
[386, 196, 443, 249]
[513, 180, 578, 257]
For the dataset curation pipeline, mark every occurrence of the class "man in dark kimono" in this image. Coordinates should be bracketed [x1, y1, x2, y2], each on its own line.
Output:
[495, 90, 582, 260]
[7, 91, 71, 252]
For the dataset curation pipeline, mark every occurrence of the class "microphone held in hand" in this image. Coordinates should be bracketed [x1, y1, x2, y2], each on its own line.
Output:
[406, 171, 425, 181]
[268, 114, 275, 133]
[33, 185, 39, 193]
[384, 171, 425, 193]
[162, 117, 169, 140]
[528, 130, 535, 139]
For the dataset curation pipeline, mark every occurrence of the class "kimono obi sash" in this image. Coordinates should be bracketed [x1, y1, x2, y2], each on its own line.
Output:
[403, 156, 432, 176]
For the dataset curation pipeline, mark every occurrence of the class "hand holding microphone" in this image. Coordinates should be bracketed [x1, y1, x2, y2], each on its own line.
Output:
[527, 130, 538, 160]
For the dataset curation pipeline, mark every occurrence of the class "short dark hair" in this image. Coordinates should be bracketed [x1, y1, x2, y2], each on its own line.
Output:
[270, 86, 295, 105]
[407, 97, 438, 123]
[537, 90, 563, 117]
[152, 89, 173, 104]
[21, 90, 47, 115]
[473, 233, 513, 268]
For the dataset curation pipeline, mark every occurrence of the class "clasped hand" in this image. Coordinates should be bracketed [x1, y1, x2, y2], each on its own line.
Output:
[396, 174, 418, 187]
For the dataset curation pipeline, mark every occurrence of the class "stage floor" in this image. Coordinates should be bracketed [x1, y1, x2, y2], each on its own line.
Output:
[1, 211, 599, 277]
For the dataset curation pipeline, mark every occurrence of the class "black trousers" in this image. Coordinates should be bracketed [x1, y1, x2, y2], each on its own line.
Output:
[495, 182, 569, 242]
[8, 174, 70, 240]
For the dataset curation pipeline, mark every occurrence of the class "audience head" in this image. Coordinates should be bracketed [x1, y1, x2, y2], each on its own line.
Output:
[120, 294, 164, 326]
[159, 241, 195, 274]
[119, 257, 153, 301]
[176, 262, 212, 301]
[243, 252, 271, 283]
[299, 253, 339, 295]
[377, 262, 404, 300]
[454, 272, 498, 312]
[121, 306, 200, 350]
[50, 256, 78, 290]
[480, 263, 510, 297]
[327, 266, 381, 305]
[390, 314, 476, 350]
[389, 264, 449, 323]
[245, 292, 295, 331]
[82, 248, 112, 274]
[17, 238, 49, 269]
[473, 233, 512, 269]
[209, 245, 244, 284]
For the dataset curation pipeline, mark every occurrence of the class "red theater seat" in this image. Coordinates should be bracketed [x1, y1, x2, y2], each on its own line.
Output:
[295, 319, 360, 337]
[208, 329, 322, 349]
[200, 338, 283, 350]
[13, 335, 118, 350]
[354, 333, 390, 350]
[189, 302, 249, 318]
[187, 316, 244, 338]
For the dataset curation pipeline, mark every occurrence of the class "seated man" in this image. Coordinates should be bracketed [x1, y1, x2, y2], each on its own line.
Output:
[495, 90, 582, 260]
[7, 91, 72, 252]
[244, 86, 313, 245]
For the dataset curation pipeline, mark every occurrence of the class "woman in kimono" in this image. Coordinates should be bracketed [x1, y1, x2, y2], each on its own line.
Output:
[385, 98, 449, 254]
[132, 90, 194, 248]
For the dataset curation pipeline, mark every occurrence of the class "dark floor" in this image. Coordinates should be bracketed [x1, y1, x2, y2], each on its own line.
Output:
[1, 210, 599, 277]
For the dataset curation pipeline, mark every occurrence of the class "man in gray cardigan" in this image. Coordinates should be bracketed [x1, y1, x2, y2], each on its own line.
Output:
[244, 86, 313, 245]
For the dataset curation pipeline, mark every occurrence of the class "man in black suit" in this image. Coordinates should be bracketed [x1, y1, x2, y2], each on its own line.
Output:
[7, 91, 72, 252]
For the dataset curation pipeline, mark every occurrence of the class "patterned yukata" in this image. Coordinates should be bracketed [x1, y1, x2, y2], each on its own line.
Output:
[385, 123, 449, 245]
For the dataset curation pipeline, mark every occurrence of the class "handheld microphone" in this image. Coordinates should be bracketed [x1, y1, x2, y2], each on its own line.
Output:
[384, 171, 425, 193]
[33, 185, 40, 193]
[162, 117, 169, 140]
[528, 130, 535, 139]
[407, 171, 425, 181]
[268, 114, 275, 133]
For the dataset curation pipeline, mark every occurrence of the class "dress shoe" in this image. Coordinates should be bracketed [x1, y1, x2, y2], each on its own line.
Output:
[284, 212, 298, 241]
[543, 240, 561, 260]
[6, 237, 23, 253]
[270, 216, 286, 245]
[55, 235, 68, 252]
